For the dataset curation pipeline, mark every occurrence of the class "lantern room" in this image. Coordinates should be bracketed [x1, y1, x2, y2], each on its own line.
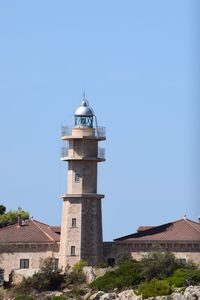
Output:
[74, 100, 94, 128]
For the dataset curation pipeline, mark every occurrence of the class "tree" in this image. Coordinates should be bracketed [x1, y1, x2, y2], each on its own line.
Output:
[140, 251, 178, 280]
[0, 207, 29, 228]
[0, 205, 6, 215]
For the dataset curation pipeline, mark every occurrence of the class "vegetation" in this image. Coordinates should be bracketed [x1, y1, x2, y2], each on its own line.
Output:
[14, 297, 36, 300]
[12, 252, 200, 298]
[15, 258, 65, 293]
[166, 268, 200, 287]
[138, 279, 172, 298]
[0, 205, 6, 215]
[0, 206, 29, 228]
[14, 257, 86, 295]
[73, 259, 88, 272]
[90, 259, 141, 292]
[90, 251, 200, 295]
[140, 251, 179, 280]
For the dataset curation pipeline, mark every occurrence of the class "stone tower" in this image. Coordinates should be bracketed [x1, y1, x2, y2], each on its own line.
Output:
[59, 100, 106, 268]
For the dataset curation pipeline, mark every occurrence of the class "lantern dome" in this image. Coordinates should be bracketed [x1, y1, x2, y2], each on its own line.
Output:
[74, 101, 94, 117]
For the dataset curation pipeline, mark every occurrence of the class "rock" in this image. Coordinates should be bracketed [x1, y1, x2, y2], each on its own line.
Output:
[100, 293, 117, 299]
[171, 292, 185, 300]
[89, 291, 105, 300]
[84, 291, 93, 299]
[63, 287, 72, 293]
[83, 266, 96, 283]
[155, 296, 172, 300]
[118, 289, 140, 300]
[12, 268, 39, 284]
[184, 286, 200, 300]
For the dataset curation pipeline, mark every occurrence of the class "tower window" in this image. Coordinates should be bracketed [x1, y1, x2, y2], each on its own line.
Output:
[20, 259, 29, 269]
[71, 246, 76, 256]
[72, 218, 76, 227]
[75, 173, 80, 183]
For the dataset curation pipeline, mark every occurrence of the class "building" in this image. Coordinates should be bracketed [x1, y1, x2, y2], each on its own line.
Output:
[104, 217, 200, 266]
[0, 219, 60, 281]
[0, 100, 199, 282]
[59, 99, 106, 267]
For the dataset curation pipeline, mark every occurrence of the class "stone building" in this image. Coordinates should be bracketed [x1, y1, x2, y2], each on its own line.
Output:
[0, 219, 60, 281]
[104, 217, 200, 266]
[0, 100, 199, 282]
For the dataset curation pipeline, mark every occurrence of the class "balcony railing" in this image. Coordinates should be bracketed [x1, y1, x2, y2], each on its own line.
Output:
[61, 146, 69, 158]
[61, 126, 106, 139]
[61, 126, 72, 137]
[61, 147, 105, 160]
[98, 147, 105, 159]
[95, 127, 106, 139]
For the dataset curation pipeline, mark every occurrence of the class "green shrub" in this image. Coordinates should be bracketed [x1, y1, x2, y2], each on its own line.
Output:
[140, 251, 178, 280]
[90, 260, 141, 292]
[73, 259, 88, 271]
[15, 257, 65, 293]
[14, 296, 36, 300]
[138, 279, 172, 298]
[166, 268, 200, 287]
[63, 269, 85, 288]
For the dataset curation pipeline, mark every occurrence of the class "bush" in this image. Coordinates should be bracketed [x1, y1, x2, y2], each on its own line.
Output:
[63, 270, 85, 287]
[90, 259, 141, 292]
[73, 259, 88, 272]
[138, 279, 172, 298]
[15, 257, 65, 293]
[140, 251, 178, 280]
[166, 268, 200, 287]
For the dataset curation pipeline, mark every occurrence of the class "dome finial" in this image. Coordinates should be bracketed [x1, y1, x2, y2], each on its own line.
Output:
[83, 89, 86, 101]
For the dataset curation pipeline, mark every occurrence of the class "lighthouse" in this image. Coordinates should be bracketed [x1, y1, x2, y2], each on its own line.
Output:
[59, 99, 106, 267]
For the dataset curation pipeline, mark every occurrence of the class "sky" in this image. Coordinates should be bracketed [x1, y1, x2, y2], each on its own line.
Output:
[0, 1, 199, 241]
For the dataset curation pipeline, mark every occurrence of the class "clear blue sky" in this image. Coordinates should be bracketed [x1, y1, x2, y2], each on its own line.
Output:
[0, 1, 199, 241]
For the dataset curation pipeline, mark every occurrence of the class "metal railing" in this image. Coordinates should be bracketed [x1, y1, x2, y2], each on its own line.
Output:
[95, 127, 106, 139]
[61, 146, 69, 158]
[61, 126, 72, 137]
[61, 147, 105, 160]
[98, 147, 105, 159]
[61, 126, 106, 139]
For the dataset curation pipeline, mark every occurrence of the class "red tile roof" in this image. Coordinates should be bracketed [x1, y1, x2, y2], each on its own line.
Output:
[114, 218, 200, 242]
[50, 226, 61, 235]
[137, 226, 155, 232]
[0, 219, 60, 243]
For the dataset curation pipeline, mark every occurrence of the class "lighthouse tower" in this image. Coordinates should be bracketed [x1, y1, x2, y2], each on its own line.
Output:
[59, 100, 106, 267]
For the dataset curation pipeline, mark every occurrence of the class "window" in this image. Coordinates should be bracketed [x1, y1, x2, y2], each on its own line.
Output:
[55, 259, 59, 270]
[71, 246, 75, 256]
[20, 259, 29, 269]
[75, 173, 80, 183]
[72, 218, 76, 227]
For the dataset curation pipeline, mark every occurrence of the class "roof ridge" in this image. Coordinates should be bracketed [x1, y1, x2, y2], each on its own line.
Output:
[31, 219, 54, 242]
[0, 218, 31, 231]
[185, 218, 200, 233]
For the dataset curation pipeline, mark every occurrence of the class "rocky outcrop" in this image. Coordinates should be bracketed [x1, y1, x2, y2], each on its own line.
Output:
[87, 286, 200, 300]
[83, 266, 96, 284]
[12, 268, 39, 284]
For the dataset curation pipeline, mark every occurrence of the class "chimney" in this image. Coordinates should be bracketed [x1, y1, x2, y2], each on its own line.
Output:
[17, 215, 22, 227]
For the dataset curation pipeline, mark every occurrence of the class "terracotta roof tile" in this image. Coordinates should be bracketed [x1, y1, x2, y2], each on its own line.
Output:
[115, 218, 200, 242]
[0, 219, 60, 243]
[137, 226, 155, 232]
